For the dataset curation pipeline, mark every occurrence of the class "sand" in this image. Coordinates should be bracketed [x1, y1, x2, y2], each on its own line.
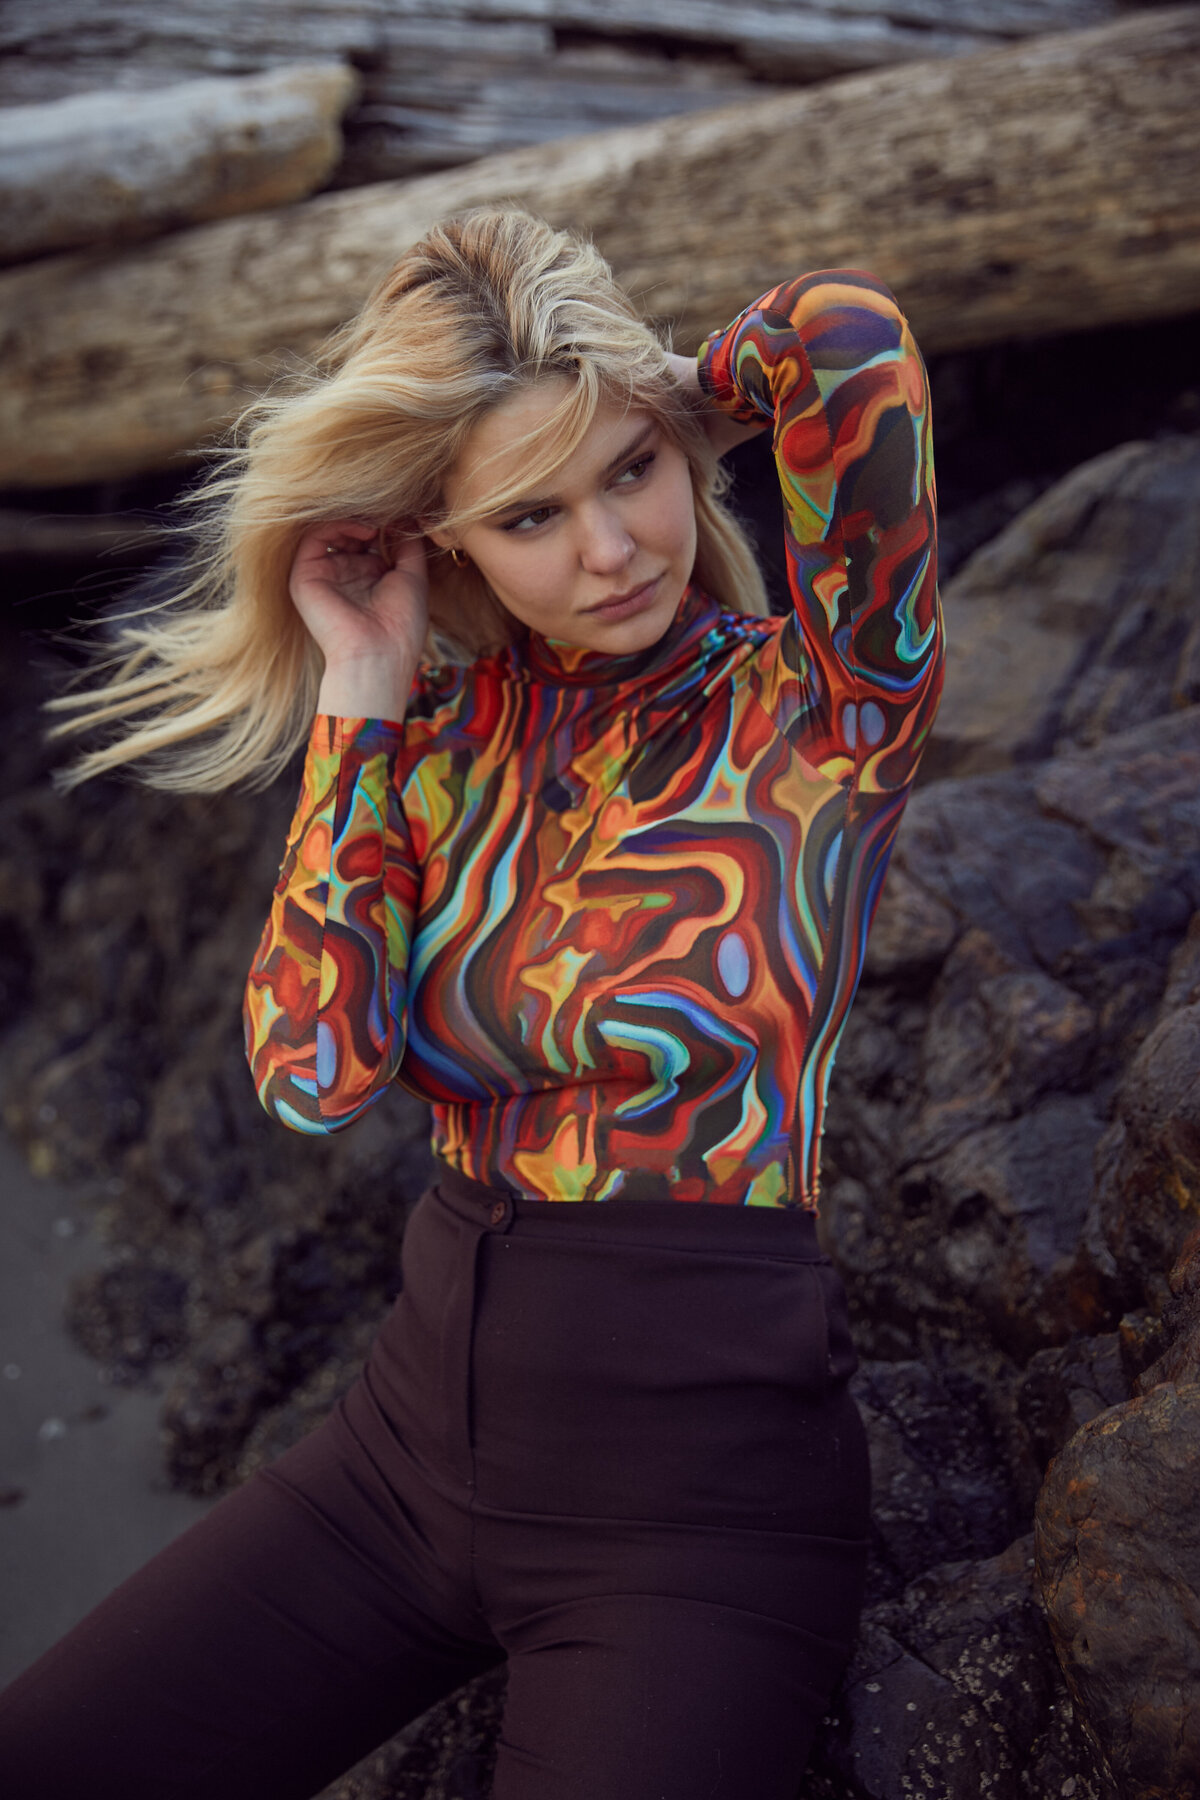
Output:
[0, 1129, 212, 1686]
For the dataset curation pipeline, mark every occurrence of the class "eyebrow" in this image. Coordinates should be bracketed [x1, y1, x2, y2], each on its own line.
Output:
[489, 421, 659, 520]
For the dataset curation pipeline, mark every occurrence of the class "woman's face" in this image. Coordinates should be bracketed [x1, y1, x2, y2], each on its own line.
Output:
[438, 379, 697, 655]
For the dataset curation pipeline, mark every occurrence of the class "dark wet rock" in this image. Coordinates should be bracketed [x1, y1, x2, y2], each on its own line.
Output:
[316, 1667, 506, 1800]
[1036, 1382, 1200, 1798]
[233, 1314, 381, 1483]
[1076, 919, 1200, 1323]
[1034, 1222, 1200, 1795]
[805, 1536, 1114, 1800]
[159, 1316, 283, 1495]
[66, 1257, 189, 1385]
[1116, 1306, 1170, 1387]
[825, 706, 1200, 1367]
[853, 1360, 1019, 1603]
[1133, 1223, 1200, 1395]
[1013, 1332, 1130, 1476]
[927, 434, 1200, 781]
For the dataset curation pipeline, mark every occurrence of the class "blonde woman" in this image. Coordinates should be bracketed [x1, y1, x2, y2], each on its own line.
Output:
[0, 208, 943, 1799]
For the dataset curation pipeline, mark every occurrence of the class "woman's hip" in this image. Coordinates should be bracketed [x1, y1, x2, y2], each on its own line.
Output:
[364, 1162, 871, 1538]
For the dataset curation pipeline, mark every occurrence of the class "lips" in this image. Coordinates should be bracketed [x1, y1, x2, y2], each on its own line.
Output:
[585, 576, 661, 621]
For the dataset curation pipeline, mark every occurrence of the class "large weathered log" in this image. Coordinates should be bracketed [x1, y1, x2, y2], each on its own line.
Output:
[1, 6, 1198, 489]
[0, 0, 1124, 87]
[0, 3, 1128, 190]
[0, 65, 359, 265]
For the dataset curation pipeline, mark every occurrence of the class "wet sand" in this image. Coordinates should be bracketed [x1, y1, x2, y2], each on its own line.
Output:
[0, 1131, 211, 1686]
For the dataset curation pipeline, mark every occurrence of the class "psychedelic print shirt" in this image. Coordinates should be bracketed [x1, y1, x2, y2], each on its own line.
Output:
[245, 271, 945, 1208]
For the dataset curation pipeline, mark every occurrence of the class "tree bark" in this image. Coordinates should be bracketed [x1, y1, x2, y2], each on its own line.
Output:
[0, 65, 359, 265]
[2, 6, 1197, 489]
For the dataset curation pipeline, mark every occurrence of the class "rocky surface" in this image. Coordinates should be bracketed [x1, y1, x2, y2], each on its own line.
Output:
[925, 434, 1200, 781]
[1036, 1379, 1200, 1795]
[1030, 1223, 1200, 1799]
[4, 414, 1200, 1789]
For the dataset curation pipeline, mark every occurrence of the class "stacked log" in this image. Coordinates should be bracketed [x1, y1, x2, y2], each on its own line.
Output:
[1, 8, 1198, 489]
[0, 0, 1129, 186]
[0, 64, 358, 264]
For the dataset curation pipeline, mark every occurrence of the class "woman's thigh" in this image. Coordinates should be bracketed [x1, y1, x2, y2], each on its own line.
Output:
[0, 1400, 500, 1800]
[493, 1581, 852, 1800]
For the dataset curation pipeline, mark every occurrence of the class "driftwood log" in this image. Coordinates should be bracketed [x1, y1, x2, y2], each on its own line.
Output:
[1, 5, 1198, 490]
[0, 65, 359, 265]
[0, 1, 1129, 185]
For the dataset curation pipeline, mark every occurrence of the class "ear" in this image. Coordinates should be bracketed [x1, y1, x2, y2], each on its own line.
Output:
[424, 522, 456, 553]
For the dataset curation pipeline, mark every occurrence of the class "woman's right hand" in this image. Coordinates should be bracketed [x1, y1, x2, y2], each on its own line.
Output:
[289, 519, 430, 720]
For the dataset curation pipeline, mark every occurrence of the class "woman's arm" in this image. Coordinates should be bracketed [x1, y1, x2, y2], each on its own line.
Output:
[243, 523, 427, 1133]
[696, 272, 944, 797]
[665, 350, 767, 458]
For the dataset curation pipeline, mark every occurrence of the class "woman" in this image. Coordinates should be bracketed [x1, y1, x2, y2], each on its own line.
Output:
[0, 208, 943, 1799]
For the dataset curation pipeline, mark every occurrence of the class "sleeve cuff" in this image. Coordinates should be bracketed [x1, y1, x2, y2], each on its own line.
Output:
[696, 323, 773, 428]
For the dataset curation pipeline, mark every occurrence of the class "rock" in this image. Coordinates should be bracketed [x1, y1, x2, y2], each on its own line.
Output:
[1076, 920, 1200, 1320]
[66, 1258, 189, 1386]
[159, 1316, 280, 1496]
[853, 1360, 1019, 1602]
[826, 710, 1200, 1364]
[928, 435, 1200, 780]
[901, 1095, 1104, 1360]
[316, 1666, 506, 1800]
[807, 1535, 1114, 1800]
[1036, 1382, 1200, 1797]
[0, 656, 434, 1492]
[1133, 1223, 1200, 1393]
[0, 64, 359, 264]
[1014, 1331, 1130, 1474]
[233, 1316, 381, 1483]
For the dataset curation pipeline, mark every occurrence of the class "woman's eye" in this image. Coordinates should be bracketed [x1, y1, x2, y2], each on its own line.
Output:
[503, 506, 555, 533]
[616, 454, 655, 485]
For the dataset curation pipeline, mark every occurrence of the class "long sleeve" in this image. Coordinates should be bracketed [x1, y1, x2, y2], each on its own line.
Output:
[244, 715, 420, 1134]
[697, 270, 943, 796]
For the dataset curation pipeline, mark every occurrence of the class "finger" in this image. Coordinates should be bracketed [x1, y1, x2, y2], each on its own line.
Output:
[299, 520, 380, 561]
[389, 534, 428, 579]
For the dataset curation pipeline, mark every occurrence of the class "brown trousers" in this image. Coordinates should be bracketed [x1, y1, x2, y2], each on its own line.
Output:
[0, 1166, 870, 1799]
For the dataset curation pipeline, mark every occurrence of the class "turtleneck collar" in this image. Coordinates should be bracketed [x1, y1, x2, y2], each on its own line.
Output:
[516, 584, 720, 689]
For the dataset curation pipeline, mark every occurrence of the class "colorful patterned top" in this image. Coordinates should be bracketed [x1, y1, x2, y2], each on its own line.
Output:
[245, 271, 944, 1208]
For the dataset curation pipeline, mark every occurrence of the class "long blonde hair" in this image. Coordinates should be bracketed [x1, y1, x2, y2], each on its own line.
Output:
[52, 208, 768, 792]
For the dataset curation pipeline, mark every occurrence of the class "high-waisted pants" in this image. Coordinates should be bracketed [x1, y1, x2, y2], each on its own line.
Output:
[0, 1166, 871, 1800]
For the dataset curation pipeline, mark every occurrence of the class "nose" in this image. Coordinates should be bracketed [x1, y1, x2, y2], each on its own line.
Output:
[576, 502, 635, 575]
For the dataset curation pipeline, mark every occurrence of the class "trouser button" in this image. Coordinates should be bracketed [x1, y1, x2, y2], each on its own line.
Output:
[489, 1200, 508, 1226]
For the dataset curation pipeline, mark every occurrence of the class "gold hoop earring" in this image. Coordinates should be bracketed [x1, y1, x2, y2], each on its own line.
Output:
[449, 547, 468, 569]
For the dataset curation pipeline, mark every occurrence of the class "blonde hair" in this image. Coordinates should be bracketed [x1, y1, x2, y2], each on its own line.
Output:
[52, 207, 768, 792]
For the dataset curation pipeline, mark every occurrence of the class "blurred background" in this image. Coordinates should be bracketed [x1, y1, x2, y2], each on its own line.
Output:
[2, 4, 1200, 1796]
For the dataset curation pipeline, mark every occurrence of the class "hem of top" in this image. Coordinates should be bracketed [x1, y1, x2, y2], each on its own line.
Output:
[433, 1158, 821, 1219]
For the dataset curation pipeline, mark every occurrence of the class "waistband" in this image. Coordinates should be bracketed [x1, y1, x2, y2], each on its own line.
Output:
[432, 1160, 825, 1260]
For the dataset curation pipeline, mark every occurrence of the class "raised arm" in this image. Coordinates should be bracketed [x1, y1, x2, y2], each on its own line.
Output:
[697, 271, 944, 795]
[243, 522, 427, 1133]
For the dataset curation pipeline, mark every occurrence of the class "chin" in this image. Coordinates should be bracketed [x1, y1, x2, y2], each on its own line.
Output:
[592, 585, 682, 654]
